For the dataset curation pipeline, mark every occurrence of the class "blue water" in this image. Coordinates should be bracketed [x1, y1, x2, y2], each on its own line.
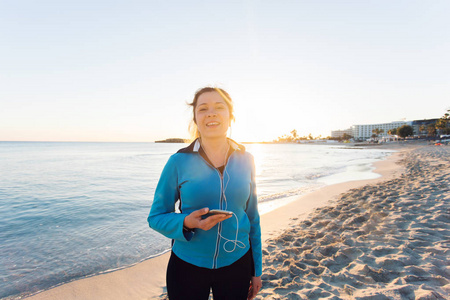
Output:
[0, 142, 394, 299]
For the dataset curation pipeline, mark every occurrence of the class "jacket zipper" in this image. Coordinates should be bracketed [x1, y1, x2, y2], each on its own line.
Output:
[198, 153, 228, 269]
[212, 168, 224, 269]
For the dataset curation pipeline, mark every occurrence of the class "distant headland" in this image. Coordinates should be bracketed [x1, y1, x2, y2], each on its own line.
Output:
[154, 138, 188, 143]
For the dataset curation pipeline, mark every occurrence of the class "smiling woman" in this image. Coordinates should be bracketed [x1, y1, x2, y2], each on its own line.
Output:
[147, 87, 263, 300]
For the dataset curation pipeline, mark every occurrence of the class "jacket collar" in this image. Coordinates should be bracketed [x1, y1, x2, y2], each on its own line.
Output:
[177, 138, 245, 154]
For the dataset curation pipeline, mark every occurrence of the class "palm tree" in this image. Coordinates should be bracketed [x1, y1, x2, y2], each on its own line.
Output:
[427, 124, 436, 137]
[388, 128, 397, 136]
[419, 125, 426, 136]
[436, 109, 450, 134]
[387, 128, 398, 141]
[342, 133, 352, 141]
[372, 128, 384, 141]
[290, 129, 298, 140]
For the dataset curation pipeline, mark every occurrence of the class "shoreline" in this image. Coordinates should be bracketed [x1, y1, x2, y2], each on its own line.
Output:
[260, 146, 407, 244]
[23, 143, 411, 300]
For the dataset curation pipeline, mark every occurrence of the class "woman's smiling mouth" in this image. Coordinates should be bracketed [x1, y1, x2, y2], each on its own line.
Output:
[206, 122, 220, 127]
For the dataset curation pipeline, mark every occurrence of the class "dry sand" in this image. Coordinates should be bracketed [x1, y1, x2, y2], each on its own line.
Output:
[24, 143, 449, 300]
[256, 145, 449, 299]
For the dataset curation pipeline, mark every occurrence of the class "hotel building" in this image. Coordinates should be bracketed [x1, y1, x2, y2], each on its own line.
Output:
[351, 121, 409, 140]
[410, 119, 439, 136]
[331, 128, 353, 138]
[331, 118, 439, 141]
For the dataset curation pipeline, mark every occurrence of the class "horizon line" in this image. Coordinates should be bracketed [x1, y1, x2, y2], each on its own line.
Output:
[0, 140, 273, 143]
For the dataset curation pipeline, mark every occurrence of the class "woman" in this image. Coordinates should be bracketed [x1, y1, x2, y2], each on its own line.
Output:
[148, 87, 262, 300]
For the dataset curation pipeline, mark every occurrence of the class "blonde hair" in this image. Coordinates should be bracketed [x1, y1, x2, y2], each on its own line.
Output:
[188, 87, 235, 141]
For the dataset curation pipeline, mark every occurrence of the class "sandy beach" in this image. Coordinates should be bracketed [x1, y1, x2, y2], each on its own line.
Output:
[256, 144, 449, 299]
[23, 143, 449, 300]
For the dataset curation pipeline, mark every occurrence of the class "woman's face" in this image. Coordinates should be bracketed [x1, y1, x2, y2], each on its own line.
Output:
[195, 91, 231, 140]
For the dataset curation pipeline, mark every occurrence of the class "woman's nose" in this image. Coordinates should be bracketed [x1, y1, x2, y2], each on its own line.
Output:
[207, 109, 217, 117]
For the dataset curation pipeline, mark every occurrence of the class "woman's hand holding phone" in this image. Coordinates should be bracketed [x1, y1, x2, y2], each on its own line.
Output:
[184, 208, 232, 231]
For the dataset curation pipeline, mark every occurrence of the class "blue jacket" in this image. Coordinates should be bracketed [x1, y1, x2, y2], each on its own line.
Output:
[148, 139, 262, 277]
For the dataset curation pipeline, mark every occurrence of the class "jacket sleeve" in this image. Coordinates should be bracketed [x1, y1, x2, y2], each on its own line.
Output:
[246, 154, 263, 277]
[147, 155, 193, 241]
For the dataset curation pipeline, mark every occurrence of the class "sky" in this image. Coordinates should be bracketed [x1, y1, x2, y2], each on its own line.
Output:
[1, 0, 449, 142]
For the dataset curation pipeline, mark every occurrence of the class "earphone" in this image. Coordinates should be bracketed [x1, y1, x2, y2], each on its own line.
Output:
[200, 139, 245, 253]
[216, 147, 246, 253]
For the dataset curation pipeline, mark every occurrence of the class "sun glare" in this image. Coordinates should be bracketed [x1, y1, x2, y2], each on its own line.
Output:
[244, 143, 264, 177]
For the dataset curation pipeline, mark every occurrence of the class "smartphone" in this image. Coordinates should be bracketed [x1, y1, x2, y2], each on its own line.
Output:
[207, 209, 233, 216]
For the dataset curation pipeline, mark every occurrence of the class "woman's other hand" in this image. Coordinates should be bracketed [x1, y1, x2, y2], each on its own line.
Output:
[247, 276, 262, 300]
[183, 208, 231, 231]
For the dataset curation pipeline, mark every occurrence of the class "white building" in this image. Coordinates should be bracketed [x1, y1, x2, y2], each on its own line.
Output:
[351, 121, 410, 140]
[331, 128, 353, 138]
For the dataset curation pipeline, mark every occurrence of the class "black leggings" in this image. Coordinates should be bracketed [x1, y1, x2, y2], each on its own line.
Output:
[166, 250, 252, 300]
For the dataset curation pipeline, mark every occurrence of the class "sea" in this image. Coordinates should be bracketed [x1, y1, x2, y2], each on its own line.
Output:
[0, 141, 396, 299]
